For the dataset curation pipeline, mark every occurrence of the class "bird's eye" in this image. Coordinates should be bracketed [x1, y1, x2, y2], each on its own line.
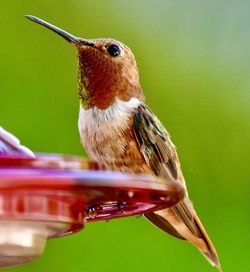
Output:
[107, 44, 121, 57]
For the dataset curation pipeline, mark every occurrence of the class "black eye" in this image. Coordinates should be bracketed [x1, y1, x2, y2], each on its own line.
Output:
[107, 44, 121, 57]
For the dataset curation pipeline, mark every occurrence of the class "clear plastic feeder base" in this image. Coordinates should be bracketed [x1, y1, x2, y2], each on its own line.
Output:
[0, 221, 51, 267]
[0, 154, 185, 268]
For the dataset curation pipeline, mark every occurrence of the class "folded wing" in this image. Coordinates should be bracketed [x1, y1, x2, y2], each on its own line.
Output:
[133, 104, 221, 271]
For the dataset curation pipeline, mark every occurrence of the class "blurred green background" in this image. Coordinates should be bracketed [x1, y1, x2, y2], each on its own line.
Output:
[1, 0, 249, 271]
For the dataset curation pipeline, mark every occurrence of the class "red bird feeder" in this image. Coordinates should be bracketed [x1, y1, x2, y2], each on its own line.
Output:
[0, 128, 185, 268]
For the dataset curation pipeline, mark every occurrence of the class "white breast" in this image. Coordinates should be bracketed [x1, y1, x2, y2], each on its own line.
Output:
[78, 97, 141, 143]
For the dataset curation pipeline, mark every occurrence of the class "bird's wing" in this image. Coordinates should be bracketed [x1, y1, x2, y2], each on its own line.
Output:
[132, 104, 221, 271]
[133, 103, 183, 184]
[0, 127, 34, 157]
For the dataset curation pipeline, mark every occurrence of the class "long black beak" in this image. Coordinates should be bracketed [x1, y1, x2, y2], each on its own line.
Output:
[25, 15, 94, 46]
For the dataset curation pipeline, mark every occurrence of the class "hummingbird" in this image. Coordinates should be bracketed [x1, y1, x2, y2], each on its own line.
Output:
[26, 15, 222, 271]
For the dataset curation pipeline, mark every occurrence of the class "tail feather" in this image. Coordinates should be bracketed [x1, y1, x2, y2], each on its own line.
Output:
[145, 197, 222, 271]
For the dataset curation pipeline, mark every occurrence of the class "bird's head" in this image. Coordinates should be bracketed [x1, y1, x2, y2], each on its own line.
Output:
[26, 15, 144, 110]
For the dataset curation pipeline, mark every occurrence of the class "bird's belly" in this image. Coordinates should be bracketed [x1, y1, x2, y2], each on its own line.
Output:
[80, 129, 151, 174]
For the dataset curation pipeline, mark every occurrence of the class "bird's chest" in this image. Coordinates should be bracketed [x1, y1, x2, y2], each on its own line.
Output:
[77, 100, 151, 173]
[78, 100, 134, 163]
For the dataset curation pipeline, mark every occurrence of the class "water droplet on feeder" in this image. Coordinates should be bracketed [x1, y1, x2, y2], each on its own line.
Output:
[117, 202, 126, 212]
[160, 196, 170, 202]
[87, 206, 97, 219]
[128, 191, 134, 198]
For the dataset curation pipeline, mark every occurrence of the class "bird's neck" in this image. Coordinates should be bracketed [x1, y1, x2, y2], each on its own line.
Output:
[78, 97, 141, 142]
